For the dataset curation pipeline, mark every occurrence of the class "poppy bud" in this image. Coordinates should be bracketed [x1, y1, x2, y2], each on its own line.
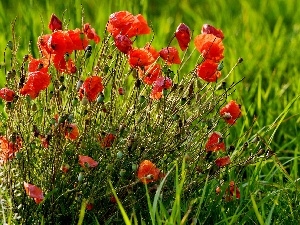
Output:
[7, 41, 13, 50]
[175, 23, 191, 51]
[78, 172, 84, 182]
[31, 103, 37, 111]
[16, 152, 22, 160]
[117, 151, 123, 159]
[76, 80, 83, 91]
[217, 61, 224, 71]
[201, 24, 224, 39]
[118, 87, 125, 95]
[139, 95, 146, 104]
[48, 14, 62, 32]
[81, 96, 89, 105]
[106, 164, 114, 171]
[132, 163, 137, 171]
[119, 169, 126, 177]
[84, 45, 92, 58]
[97, 93, 105, 103]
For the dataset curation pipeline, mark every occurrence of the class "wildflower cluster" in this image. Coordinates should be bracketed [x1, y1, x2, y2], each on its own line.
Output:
[0, 10, 270, 223]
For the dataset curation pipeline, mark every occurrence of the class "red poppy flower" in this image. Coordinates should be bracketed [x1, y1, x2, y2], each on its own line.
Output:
[220, 100, 242, 125]
[48, 14, 62, 32]
[60, 164, 70, 173]
[65, 123, 80, 140]
[107, 11, 150, 38]
[137, 160, 161, 184]
[0, 88, 15, 102]
[216, 181, 240, 201]
[67, 28, 89, 50]
[107, 11, 135, 37]
[175, 23, 191, 51]
[201, 24, 224, 40]
[150, 76, 172, 100]
[100, 133, 116, 148]
[78, 155, 98, 168]
[20, 71, 51, 99]
[47, 30, 74, 55]
[126, 14, 151, 38]
[196, 59, 221, 82]
[114, 34, 132, 54]
[144, 43, 160, 60]
[86, 203, 94, 211]
[110, 195, 117, 203]
[78, 76, 104, 102]
[194, 34, 224, 62]
[28, 55, 49, 73]
[0, 136, 22, 164]
[118, 87, 125, 95]
[83, 23, 100, 43]
[128, 48, 155, 68]
[159, 47, 181, 65]
[40, 135, 49, 148]
[215, 156, 231, 167]
[139, 63, 162, 85]
[205, 132, 225, 152]
[37, 34, 52, 58]
[52, 54, 76, 74]
[228, 181, 240, 199]
[23, 182, 44, 204]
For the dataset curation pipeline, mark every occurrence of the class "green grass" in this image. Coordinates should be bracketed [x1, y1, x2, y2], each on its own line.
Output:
[0, 0, 299, 224]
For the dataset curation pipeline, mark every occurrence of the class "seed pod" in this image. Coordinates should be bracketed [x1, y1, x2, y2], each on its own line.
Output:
[76, 80, 83, 91]
[78, 172, 84, 182]
[81, 96, 89, 105]
[117, 151, 123, 159]
[97, 93, 105, 103]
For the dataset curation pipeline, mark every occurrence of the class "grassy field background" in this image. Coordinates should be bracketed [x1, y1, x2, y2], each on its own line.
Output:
[0, 0, 299, 223]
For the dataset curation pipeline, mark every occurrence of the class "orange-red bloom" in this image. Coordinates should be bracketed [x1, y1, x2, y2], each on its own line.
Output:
[216, 181, 240, 201]
[86, 203, 94, 211]
[150, 76, 173, 100]
[144, 43, 160, 60]
[100, 133, 116, 148]
[205, 132, 225, 152]
[137, 160, 161, 184]
[48, 14, 62, 32]
[83, 23, 100, 43]
[215, 156, 231, 167]
[65, 123, 80, 140]
[20, 71, 51, 99]
[159, 47, 181, 65]
[0, 88, 15, 102]
[0, 136, 22, 164]
[220, 100, 242, 125]
[78, 76, 104, 102]
[128, 48, 156, 68]
[139, 63, 162, 85]
[107, 11, 151, 38]
[194, 34, 224, 62]
[48, 30, 74, 55]
[67, 28, 89, 51]
[60, 164, 70, 173]
[28, 55, 49, 73]
[196, 59, 221, 82]
[175, 23, 191, 51]
[24, 182, 44, 204]
[201, 24, 224, 40]
[78, 155, 98, 168]
[114, 34, 132, 54]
